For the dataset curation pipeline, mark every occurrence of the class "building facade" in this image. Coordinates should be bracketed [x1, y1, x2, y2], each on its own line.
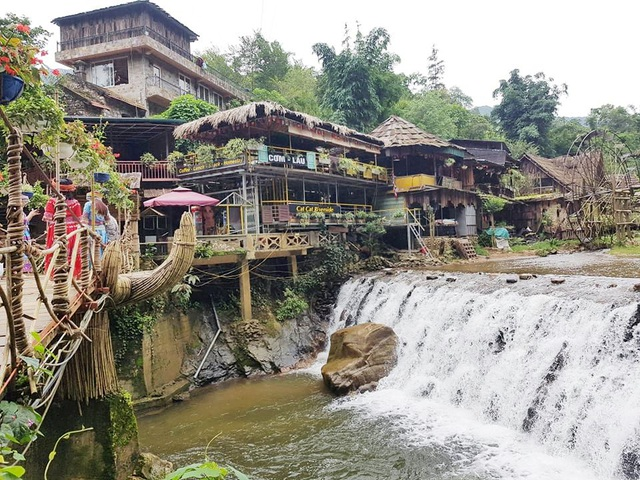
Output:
[53, 0, 249, 116]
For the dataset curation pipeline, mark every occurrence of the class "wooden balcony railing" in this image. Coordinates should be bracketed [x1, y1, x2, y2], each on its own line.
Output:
[115, 161, 177, 182]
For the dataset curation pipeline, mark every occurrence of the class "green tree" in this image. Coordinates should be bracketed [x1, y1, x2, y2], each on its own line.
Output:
[426, 44, 445, 91]
[481, 194, 508, 228]
[548, 118, 590, 157]
[156, 95, 218, 153]
[492, 69, 567, 155]
[396, 89, 500, 140]
[272, 63, 322, 116]
[313, 25, 408, 131]
[228, 31, 290, 91]
[587, 104, 640, 153]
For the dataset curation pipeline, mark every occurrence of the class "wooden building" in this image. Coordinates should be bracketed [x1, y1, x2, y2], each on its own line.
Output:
[370, 116, 477, 237]
[52, 0, 249, 116]
[173, 101, 387, 236]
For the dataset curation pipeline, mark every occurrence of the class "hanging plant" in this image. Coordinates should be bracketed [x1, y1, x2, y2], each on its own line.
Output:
[140, 152, 158, 167]
[444, 157, 456, 167]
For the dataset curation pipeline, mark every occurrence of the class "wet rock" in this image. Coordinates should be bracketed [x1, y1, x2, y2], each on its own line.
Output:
[506, 276, 518, 284]
[523, 342, 568, 432]
[551, 278, 566, 284]
[633, 284, 640, 292]
[172, 392, 189, 402]
[426, 275, 439, 280]
[446, 277, 457, 282]
[519, 273, 534, 280]
[134, 452, 173, 480]
[321, 323, 398, 395]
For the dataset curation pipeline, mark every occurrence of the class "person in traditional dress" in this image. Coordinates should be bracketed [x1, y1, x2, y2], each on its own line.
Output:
[43, 178, 82, 277]
[82, 192, 109, 259]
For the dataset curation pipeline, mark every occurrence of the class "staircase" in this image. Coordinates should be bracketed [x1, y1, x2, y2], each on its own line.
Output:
[408, 223, 431, 257]
[452, 238, 478, 260]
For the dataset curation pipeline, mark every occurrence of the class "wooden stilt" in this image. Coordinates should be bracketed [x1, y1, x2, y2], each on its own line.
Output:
[239, 258, 252, 321]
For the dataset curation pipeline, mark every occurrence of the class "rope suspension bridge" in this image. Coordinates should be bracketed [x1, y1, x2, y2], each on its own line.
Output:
[0, 108, 197, 436]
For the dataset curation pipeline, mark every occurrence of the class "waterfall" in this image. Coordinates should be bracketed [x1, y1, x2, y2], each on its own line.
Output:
[326, 271, 640, 480]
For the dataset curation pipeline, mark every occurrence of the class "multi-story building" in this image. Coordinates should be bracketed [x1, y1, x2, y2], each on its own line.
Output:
[52, 0, 249, 116]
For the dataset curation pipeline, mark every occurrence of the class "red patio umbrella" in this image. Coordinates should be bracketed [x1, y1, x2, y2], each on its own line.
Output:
[143, 187, 220, 207]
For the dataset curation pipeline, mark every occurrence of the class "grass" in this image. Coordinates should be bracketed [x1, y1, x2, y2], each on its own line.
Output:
[608, 244, 640, 256]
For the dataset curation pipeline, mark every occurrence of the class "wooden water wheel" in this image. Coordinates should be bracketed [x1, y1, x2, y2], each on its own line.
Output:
[564, 130, 639, 245]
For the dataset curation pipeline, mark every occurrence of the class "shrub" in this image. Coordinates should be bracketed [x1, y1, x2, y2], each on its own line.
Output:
[275, 288, 308, 322]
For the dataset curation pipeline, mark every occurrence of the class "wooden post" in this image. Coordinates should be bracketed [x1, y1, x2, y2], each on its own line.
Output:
[288, 255, 298, 278]
[239, 257, 252, 321]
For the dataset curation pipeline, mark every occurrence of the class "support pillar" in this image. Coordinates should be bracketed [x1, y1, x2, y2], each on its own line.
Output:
[239, 257, 252, 321]
[288, 255, 298, 278]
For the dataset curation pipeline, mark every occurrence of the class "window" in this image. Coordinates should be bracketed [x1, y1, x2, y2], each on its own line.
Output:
[152, 65, 161, 87]
[212, 92, 223, 109]
[90, 58, 128, 87]
[179, 74, 191, 95]
[91, 61, 114, 87]
[198, 85, 210, 103]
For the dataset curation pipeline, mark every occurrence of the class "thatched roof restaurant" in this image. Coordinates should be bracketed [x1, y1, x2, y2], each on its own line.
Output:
[174, 101, 384, 155]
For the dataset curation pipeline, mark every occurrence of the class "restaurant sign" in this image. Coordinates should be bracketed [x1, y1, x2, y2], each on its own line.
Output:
[267, 150, 307, 168]
[289, 203, 340, 214]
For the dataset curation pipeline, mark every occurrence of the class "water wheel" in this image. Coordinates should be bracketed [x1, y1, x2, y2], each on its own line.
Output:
[564, 130, 639, 245]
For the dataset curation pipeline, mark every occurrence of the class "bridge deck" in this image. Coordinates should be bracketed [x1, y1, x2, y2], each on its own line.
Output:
[0, 276, 57, 350]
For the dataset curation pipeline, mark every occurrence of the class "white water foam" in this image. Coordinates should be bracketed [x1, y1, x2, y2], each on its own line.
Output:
[318, 271, 640, 480]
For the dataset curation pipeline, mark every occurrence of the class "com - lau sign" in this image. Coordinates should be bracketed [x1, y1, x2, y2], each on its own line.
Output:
[268, 150, 307, 167]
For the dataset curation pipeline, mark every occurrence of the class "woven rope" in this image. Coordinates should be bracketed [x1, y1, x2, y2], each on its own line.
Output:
[102, 212, 196, 305]
[5, 129, 32, 358]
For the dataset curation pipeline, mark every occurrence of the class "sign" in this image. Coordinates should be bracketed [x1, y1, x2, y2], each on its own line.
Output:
[267, 149, 308, 168]
[177, 157, 245, 175]
[289, 204, 340, 214]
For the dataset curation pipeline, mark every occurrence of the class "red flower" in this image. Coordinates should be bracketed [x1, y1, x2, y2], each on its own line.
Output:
[52, 69, 60, 76]
[15, 24, 30, 34]
[113, 153, 120, 158]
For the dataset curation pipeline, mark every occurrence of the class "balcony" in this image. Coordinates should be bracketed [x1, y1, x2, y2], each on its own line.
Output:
[177, 145, 390, 184]
[115, 161, 177, 182]
[394, 174, 437, 192]
[56, 28, 249, 101]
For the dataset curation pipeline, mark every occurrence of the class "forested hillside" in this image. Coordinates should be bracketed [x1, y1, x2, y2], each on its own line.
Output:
[199, 27, 639, 159]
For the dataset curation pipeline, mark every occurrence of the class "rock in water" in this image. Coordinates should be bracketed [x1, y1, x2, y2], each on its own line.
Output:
[321, 323, 398, 395]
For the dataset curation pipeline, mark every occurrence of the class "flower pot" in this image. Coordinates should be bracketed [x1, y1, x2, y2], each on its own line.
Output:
[94, 172, 110, 183]
[0, 73, 25, 105]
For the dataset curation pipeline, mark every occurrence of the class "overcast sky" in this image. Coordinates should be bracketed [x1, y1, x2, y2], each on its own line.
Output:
[4, 0, 640, 118]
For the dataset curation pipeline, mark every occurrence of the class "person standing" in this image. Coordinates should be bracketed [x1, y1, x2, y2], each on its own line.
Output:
[43, 178, 82, 277]
[82, 192, 109, 258]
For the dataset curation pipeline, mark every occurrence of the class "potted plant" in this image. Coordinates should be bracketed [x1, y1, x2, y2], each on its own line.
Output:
[166, 151, 185, 175]
[355, 210, 368, 223]
[296, 212, 310, 227]
[140, 152, 158, 168]
[343, 211, 355, 224]
[21, 182, 33, 198]
[0, 23, 57, 103]
[310, 211, 326, 224]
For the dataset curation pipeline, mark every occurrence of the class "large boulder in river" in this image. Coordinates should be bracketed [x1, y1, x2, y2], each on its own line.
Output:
[321, 323, 398, 395]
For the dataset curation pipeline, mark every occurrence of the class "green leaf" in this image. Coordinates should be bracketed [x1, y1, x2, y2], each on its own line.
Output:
[227, 466, 250, 480]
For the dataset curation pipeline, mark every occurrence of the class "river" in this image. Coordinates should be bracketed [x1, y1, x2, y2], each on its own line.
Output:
[138, 252, 640, 480]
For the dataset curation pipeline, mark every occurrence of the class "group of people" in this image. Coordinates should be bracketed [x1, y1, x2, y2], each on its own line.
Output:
[21, 178, 121, 276]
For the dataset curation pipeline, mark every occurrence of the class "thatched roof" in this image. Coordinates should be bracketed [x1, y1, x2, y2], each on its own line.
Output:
[370, 116, 466, 152]
[173, 101, 384, 147]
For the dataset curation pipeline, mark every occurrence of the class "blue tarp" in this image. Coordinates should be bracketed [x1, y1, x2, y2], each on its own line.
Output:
[485, 227, 510, 239]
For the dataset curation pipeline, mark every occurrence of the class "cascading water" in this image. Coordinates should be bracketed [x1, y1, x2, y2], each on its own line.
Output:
[323, 271, 640, 480]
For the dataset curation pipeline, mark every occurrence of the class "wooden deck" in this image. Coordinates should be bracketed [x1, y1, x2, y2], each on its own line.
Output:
[0, 276, 56, 350]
